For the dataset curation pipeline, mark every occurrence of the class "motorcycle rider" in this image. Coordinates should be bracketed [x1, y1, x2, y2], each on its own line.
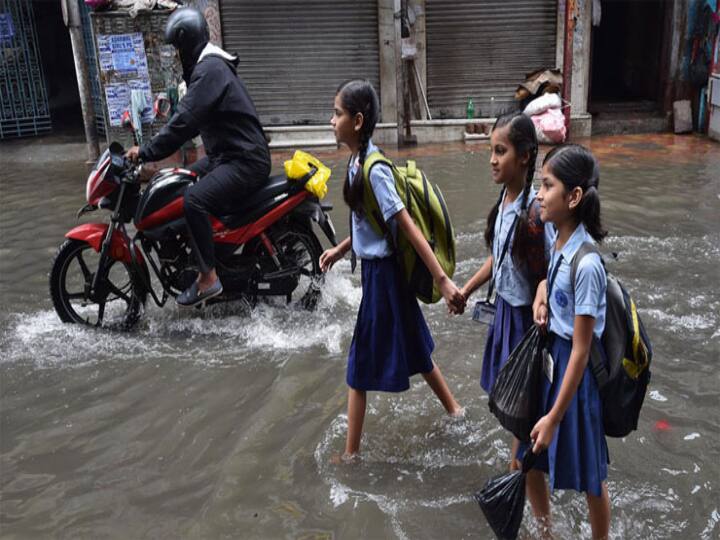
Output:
[126, 7, 271, 306]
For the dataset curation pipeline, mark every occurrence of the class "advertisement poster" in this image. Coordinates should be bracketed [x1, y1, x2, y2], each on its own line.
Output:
[97, 32, 152, 127]
[104, 79, 153, 127]
[97, 32, 149, 77]
[0, 13, 14, 44]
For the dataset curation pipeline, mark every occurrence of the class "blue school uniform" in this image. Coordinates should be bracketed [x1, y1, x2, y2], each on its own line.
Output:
[347, 141, 434, 392]
[519, 223, 609, 497]
[480, 189, 553, 393]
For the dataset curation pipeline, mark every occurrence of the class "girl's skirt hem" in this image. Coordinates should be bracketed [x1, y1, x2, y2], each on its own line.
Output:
[347, 257, 434, 393]
[347, 364, 435, 393]
[517, 333, 609, 498]
[480, 295, 533, 394]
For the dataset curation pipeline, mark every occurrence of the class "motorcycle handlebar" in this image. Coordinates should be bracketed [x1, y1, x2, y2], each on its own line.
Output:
[121, 161, 144, 184]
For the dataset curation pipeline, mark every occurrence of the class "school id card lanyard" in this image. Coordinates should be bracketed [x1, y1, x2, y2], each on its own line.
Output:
[473, 190, 518, 325]
[540, 251, 563, 382]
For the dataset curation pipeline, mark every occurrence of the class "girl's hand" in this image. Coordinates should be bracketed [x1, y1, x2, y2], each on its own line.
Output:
[534, 302, 548, 331]
[530, 414, 559, 454]
[319, 246, 343, 273]
[440, 276, 465, 314]
[532, 279, 548, 331]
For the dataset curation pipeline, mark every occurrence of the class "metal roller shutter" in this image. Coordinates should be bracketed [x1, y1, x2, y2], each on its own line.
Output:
[220, 0, 380, 126]
[426, 0, 557, 119]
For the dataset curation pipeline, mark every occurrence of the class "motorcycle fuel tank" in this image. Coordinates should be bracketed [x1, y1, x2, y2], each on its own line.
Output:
[134, 168, 197, 230]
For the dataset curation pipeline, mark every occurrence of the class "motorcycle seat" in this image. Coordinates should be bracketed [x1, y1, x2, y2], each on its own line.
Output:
[218, 173, 300, 228]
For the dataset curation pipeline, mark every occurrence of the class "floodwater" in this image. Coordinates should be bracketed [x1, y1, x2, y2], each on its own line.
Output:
[1, 133, 719, 539]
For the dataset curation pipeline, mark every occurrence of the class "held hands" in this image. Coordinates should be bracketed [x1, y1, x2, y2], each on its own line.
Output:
[530, 413, 559, 454]
[439, 275, 466, 315]
[319, 246, 344, 273]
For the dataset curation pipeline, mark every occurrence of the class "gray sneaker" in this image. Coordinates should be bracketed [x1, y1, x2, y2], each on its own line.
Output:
[176, 279, 223, 307]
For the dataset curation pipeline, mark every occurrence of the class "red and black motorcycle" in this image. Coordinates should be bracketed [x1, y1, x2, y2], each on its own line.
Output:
[50, 141, 337, 329]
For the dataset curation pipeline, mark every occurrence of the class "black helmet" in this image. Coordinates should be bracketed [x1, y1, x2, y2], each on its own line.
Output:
[164, 8, 209, 53]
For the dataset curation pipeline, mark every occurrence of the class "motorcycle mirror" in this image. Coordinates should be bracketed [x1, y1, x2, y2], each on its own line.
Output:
[109, 141, 124, 155]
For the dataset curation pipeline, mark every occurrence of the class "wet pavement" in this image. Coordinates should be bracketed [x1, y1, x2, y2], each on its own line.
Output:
[1, 132, 719, 539]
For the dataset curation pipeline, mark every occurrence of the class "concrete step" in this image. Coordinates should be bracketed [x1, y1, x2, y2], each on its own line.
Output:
[591, 111, 671, 135]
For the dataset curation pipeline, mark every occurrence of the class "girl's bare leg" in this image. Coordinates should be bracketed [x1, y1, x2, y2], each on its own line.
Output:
[344, 388, 367, 456]
[586, 482, 610, 540]
[509, 437, 521, 471]
[526, 469, 552, 539]
[421, 362, 463, 415]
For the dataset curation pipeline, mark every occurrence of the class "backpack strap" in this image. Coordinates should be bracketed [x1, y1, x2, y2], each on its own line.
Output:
[569, 242, 602, 290]
[569, 241, 609, 388]
[361, 151, 395, 238]
[347, 154, 357, 272]
[349, 151, 394, 272]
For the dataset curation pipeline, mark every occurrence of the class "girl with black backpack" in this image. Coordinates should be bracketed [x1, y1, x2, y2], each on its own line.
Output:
[525, 143, 611, 538]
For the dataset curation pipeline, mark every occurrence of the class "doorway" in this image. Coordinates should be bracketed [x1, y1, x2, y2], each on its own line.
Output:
[589, 0, 669, 120]
[33, 0, 83, 136]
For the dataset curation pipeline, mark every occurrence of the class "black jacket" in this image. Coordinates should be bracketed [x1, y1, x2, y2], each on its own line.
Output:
[140, 46, 271, 173]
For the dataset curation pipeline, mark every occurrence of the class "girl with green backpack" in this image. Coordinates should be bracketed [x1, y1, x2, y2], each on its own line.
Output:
[319, 79, 466, 461]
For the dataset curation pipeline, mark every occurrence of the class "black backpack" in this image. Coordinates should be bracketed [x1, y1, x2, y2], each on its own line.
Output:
[571, 243, 653, 437]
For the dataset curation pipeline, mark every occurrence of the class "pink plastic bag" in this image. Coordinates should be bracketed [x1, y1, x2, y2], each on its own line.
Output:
[531, 108, 566, 144]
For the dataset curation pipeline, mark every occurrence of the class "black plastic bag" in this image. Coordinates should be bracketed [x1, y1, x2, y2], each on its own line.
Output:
[475, 450, 537, 540]
[488, 325, 544, 442]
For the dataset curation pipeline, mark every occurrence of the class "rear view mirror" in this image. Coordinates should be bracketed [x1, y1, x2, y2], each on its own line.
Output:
[109, 141, 124, 155]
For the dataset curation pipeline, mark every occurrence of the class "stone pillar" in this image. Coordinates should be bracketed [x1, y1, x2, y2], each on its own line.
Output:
[378, 0, 398, 127]
[62, 0, 99, 162]
[409, 0, 427, 120]
[556, 0, 592, 137]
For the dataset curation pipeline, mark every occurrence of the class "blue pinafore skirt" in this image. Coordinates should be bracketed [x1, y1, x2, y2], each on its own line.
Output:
[347, 257, 435, 392]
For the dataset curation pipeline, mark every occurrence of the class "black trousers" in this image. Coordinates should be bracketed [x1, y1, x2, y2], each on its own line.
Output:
[185, 156, 269, 273]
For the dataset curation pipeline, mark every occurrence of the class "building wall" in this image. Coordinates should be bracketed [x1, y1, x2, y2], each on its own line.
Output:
[80, 1, 708, 147]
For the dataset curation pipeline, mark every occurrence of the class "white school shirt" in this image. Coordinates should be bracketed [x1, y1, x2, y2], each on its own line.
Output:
[494, 188, 554, 306]
[547, 223, 607, 340]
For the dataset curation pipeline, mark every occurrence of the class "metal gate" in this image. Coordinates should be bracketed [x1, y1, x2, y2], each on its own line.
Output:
[220, 0, 380, 125]
[426, 0, 557, 119]
[0, 0, 51, 138]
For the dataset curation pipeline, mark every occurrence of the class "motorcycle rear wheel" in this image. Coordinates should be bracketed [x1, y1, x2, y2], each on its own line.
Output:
[50, 239, 146, 329]
[251, 221, 323, 310]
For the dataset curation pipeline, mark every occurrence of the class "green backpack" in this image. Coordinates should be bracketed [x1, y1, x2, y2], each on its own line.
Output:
[361, 151, 456, 304]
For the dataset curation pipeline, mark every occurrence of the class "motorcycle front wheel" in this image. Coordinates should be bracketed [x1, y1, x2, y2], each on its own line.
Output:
[49, 239, 146, 329]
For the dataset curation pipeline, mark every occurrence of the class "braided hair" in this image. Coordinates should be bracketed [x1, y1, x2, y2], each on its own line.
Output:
[483, 111, 539, 271]
[336, 79, 380, 213]
[542, 144, 607, 242]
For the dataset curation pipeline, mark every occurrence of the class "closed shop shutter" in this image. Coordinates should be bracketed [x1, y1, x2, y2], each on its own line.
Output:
[426, 0, 557, 119]
[220, 0, 380, 126]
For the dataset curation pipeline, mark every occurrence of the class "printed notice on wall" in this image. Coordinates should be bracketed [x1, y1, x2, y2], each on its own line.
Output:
[97, 33, 149, 77]
[98, 32, 153, 126]
[104, 80, 153, 127]
[0, 13, 15, 43]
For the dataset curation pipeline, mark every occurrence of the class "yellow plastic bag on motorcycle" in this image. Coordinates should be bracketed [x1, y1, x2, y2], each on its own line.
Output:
[283, 150, 330, 199]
